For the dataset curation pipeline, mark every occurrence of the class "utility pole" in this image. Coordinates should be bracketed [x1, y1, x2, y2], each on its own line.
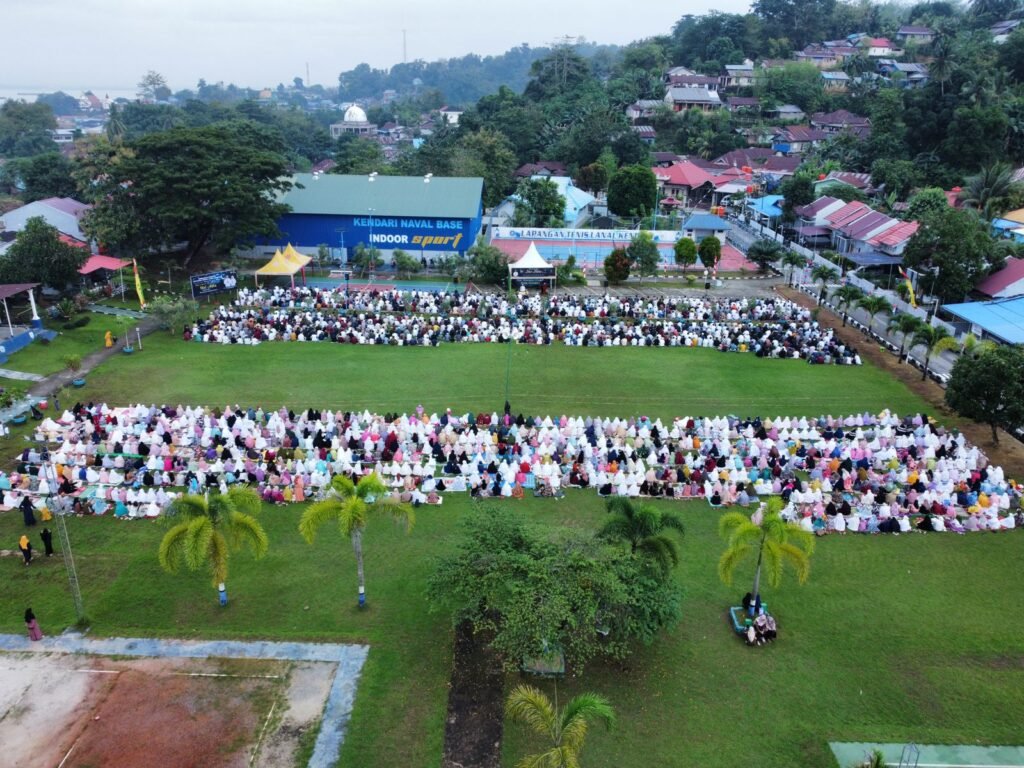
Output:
[403, 30, 408, 64]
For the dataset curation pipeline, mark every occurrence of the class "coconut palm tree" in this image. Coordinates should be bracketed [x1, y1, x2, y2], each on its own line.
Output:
[745, 238, 785, 273]
[887, 312, 925, 362]
[832, 284, 865, 326]
[718, 497, 814, 601]
[911, 324, 959, 381]
[506, 684, 615, 768]
[781, 251, 805, 286]
[960, 332, 998, 358]
[598, 498, 684, 577]
[158, 487, 268, 605]
[299, 473, 414, 607]
[959, 162, 1020, 221]
[857, 294, 892, 337]
[810, 264, 839, 305]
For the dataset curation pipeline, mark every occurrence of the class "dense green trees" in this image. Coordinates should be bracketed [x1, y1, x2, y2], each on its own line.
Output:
[0, 101, 56, 157]
[627, 231, 663, 278]
[902, 207, 999, 303]
[946, 345, 1024, 443]
[512, 178, 566, 227]
[608, 165, 657, 217]
[79, 122, 292, 265]
[604, 248, 632, 284]
[0, 217, 86, 288]
[428, 507, 681, 673]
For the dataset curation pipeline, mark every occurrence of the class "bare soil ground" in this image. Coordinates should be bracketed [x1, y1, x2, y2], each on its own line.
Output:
[441, 621, 504, 768]
[0, 654, 335, 768]
[777, 284, 1024, 477]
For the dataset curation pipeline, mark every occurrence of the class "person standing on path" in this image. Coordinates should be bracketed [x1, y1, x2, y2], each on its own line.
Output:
[24, 608, 43, 641]
[40, 527, 54, 557]
[18, 534, 32, 565]
[104, 330, 113, 348]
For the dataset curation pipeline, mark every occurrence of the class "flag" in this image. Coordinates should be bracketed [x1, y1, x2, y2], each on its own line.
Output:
[133, 259, 146, 308]
[898, 266, 916, 308]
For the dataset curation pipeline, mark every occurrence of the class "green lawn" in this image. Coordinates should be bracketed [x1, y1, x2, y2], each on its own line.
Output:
[3, 496, 1020, 768]
[72, 334, 930, 418]
[1, 313, 137, 378]
[0, 327, 1014, 768]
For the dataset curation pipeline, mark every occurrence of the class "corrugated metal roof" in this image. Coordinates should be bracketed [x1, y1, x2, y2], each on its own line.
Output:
[976, 257, 1024, 297]
[945, 296, 1024, 344]
[279, 173, 483, 218]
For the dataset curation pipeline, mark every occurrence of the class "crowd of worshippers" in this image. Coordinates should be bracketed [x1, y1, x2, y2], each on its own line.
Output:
[22, 405, 1021, 531]
[187, 292, 859, 361]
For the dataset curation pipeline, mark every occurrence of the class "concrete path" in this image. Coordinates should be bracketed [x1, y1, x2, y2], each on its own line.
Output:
[831, 742, 1024, 767]
[86, 303, 147, 319]
[0, 369, 44, 382]
[27, 315, 163, 400]
[0, 632, 369, 768]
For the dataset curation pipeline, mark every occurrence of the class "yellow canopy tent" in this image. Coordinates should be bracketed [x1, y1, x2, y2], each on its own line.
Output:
[281, 243, 312, 286]
[255, 249, 303, 288]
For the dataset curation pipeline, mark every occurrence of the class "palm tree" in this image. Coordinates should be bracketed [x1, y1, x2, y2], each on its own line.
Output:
[745, 238, 785, 273]
[810, 264, 839, 305]
[598, 498, 684, 577]
[911, 324, 959, 381]
[506, 684, 615, 768]
[929, 37, 953, 97]
[857, 294, 892, 337]
[158, 487, 268, 605]
[780, 251, 804, 287]
[960, 332, 998, 357]
[959, 162, 1020, 221]
[832, 284, 865, 326]
[887, 312, 925, 362]
[718, 497, 814, 601]
[299, 473, 414, 607]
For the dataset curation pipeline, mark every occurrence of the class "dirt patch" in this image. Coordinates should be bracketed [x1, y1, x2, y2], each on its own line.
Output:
[65, 661, 275, 768]
[777, 285, 1024, 478]
[441, 621, 504, 768]
[0, 653, 336, 768]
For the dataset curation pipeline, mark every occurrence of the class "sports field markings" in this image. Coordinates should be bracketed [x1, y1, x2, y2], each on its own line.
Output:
[0, 632, 369, 768]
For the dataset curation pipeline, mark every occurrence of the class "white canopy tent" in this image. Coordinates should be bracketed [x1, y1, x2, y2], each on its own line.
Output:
[508, 242, 556, 290]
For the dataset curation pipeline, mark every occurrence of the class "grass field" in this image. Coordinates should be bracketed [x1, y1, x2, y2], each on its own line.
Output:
[50, 332, 934, 418]
[3, 496, 1021, 768]
[0, 322, 1018, 767]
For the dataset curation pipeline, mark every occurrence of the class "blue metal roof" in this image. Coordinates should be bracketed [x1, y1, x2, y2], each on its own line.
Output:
[944, 296, 1024, 344]
[745, 195, 784, 217]
[683, 213, 731, 231]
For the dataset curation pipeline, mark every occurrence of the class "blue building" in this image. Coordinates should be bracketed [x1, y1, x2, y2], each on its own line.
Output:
[255, 173, 484, 262]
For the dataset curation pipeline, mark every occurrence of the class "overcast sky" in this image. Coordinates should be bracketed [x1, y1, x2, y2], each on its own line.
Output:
[3, 0, 751, 93]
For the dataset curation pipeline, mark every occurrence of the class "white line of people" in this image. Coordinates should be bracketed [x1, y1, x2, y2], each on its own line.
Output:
[187, 289, 859, 362]
[14, 404, 1020, 534]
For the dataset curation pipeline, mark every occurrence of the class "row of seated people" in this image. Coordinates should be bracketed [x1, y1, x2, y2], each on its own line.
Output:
[28, 404, 1021, 521]
[185, 306, 855, 361]
[785, 500, 1022, 533]
[232, 286, 810, 325]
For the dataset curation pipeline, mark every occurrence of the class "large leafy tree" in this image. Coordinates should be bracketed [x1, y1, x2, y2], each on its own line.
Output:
[598, 498, 684, 577]
[607, 164, 657, 217]
[466, 238, 509, 285]
[902, 207, 997, 304]
[604, 248, 631, 284]
[506, 685, 615, 768]
[674, 237, 698, 270]
[299, 473, 414, 607]
[80, 121, 292, 265]
[698, 236, 722, 271]
[626, 231, 662, 279]
[512, 177, 566, 227]
[1, 153, 77, 202]
[158, 487, 268, 605]
[0, 101, 56, 157]
[718, 498, 815, 600]
[0, 216, 87, 288]
[946, 344, 1024, 443]
[428, 507, 680, 672]
[451, 128, 518, 208]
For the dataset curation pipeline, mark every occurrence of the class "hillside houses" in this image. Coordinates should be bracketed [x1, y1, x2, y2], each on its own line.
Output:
[792, 196, 919, 257]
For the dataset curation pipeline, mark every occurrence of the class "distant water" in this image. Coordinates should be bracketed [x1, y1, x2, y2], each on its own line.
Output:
[0, 87, 137, 103]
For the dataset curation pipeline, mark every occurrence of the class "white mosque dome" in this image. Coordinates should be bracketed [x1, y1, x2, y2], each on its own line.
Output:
[344, 105, 368, 123]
